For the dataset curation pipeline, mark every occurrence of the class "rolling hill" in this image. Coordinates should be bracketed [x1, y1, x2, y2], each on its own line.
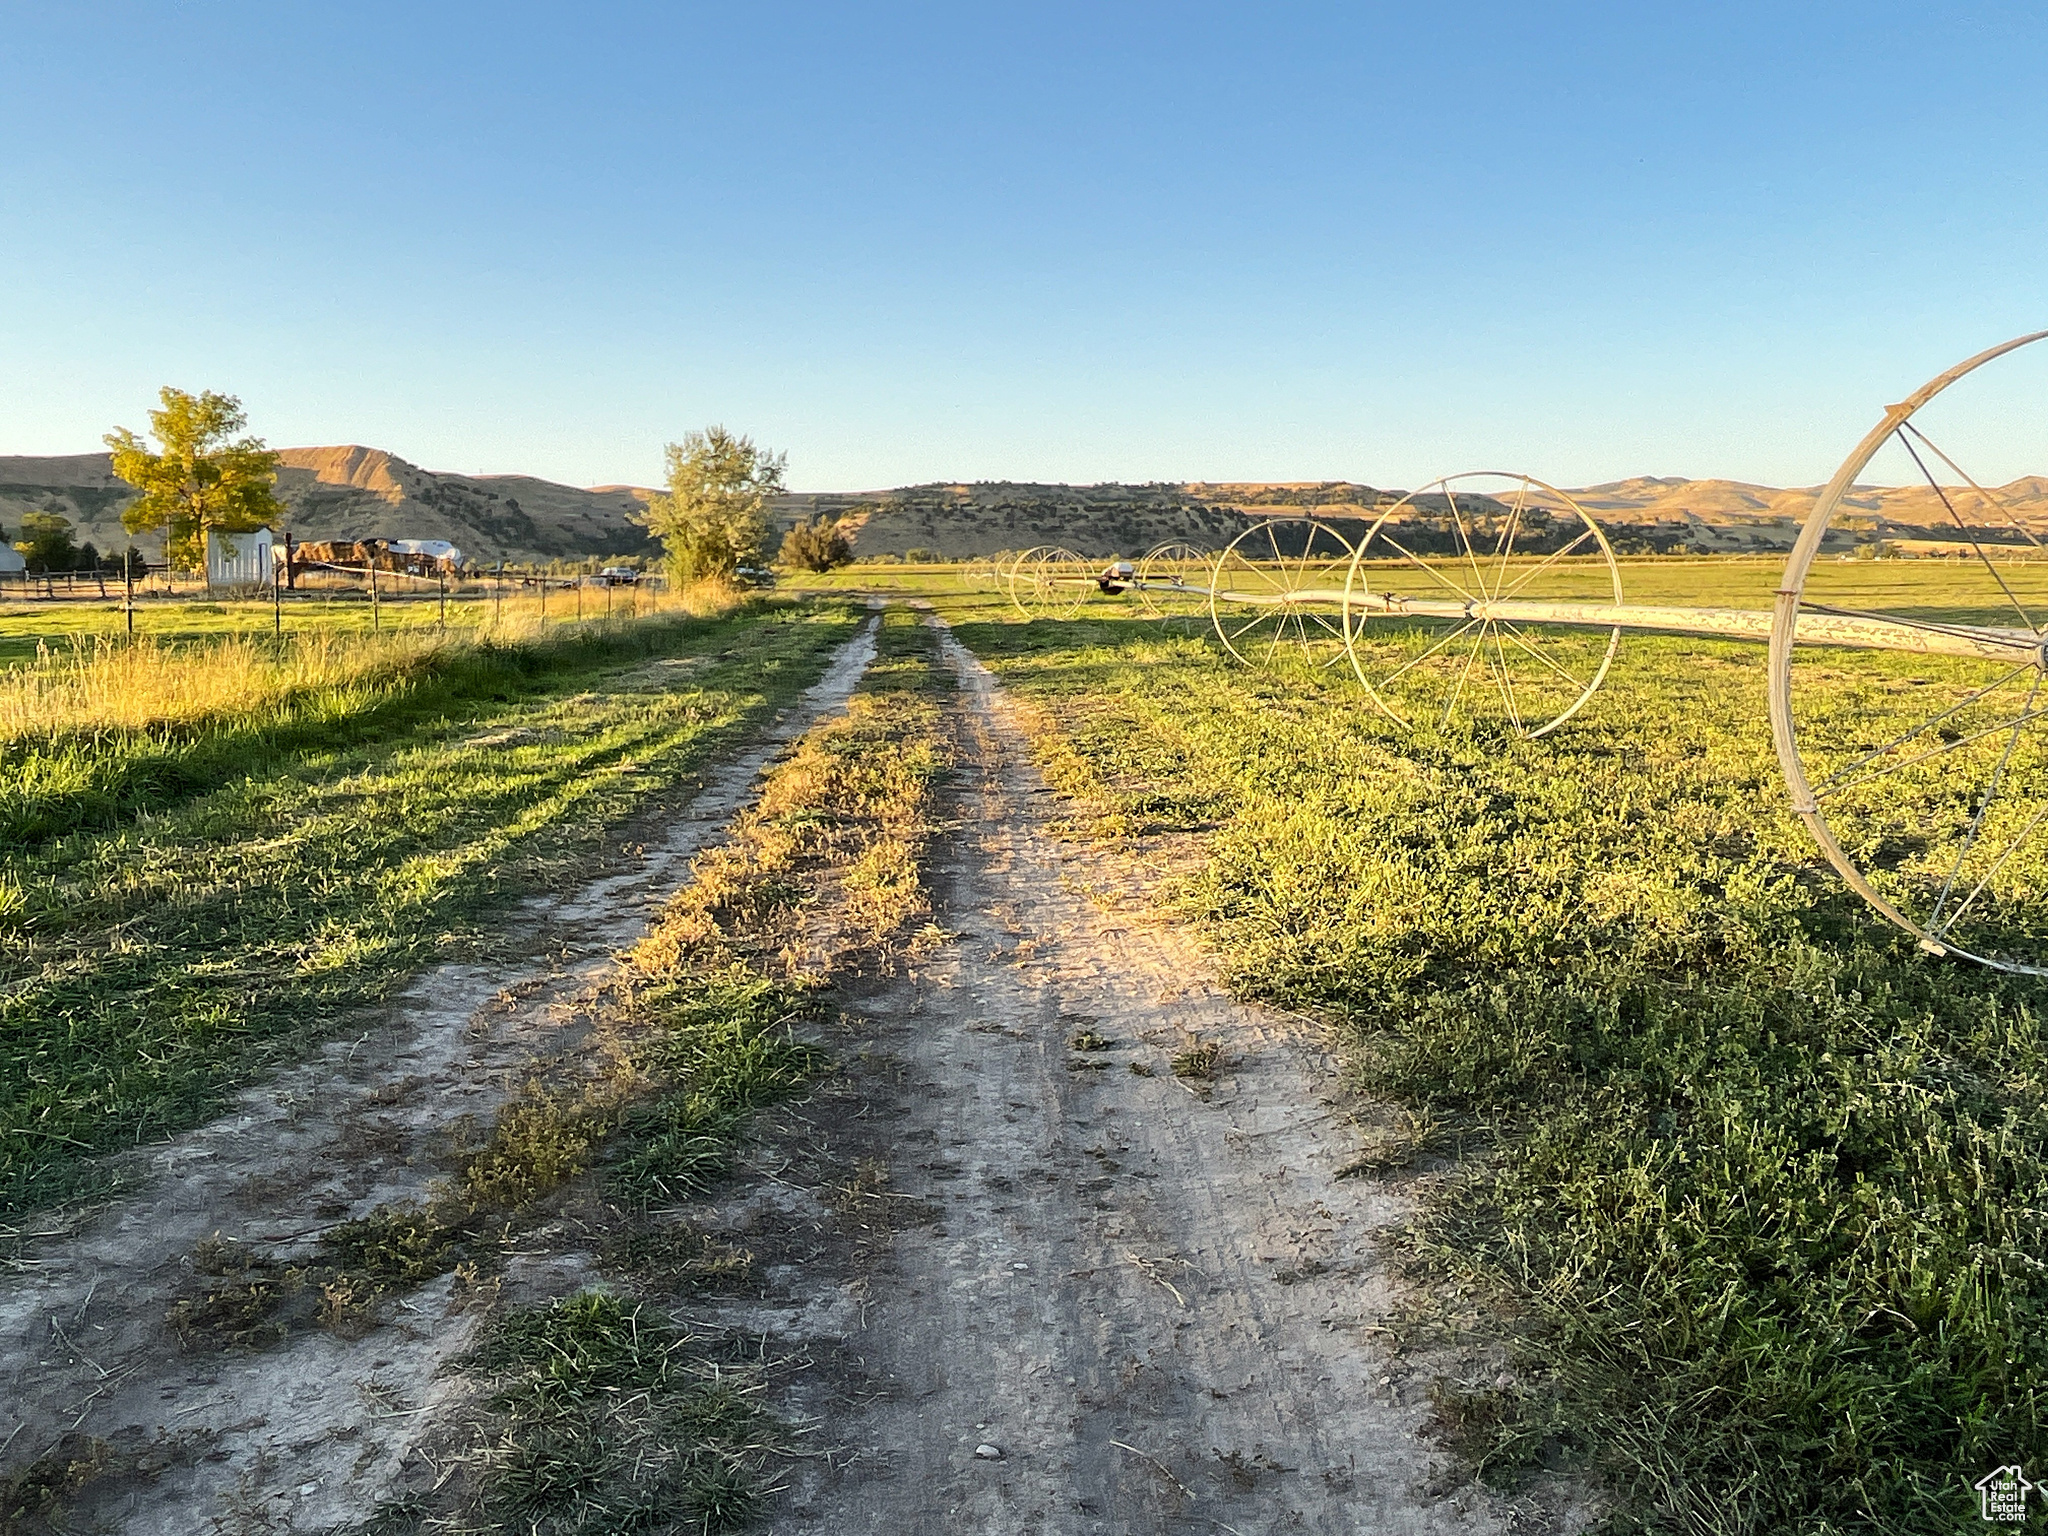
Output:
[0, 447, 660, 564]
[6, 444, 2048, 565]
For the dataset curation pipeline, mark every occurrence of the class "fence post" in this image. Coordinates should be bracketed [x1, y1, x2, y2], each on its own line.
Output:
[369, 561, 380, 632]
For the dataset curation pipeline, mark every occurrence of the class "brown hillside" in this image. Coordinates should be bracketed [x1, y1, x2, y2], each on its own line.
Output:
[0, 448, 658, 564]
[770, 482, 1254, 560]
[9, 443, 2048, 564]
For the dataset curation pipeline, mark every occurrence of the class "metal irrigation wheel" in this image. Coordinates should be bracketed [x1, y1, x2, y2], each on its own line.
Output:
[1133, 541, 1214, 628]
[1771, 331, 2048, 973]
[1342, 472, 1623, 736]
[1008, 546, 1092, 620]
[1209, 519, 1357, 670]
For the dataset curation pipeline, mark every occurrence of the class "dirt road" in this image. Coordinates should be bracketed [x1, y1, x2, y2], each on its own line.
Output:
[761, 618, 1558, 1534]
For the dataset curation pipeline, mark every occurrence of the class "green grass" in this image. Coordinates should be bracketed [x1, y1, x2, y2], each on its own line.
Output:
[0, 592, 474, 665]
[460, 1289, 777, 1535]
[2, 631, 629, 846]
[935, 587, 2048, 1534]
[0, 600, 862, 1220]
[0, 582, 673, 667]
[607, 970, 825, 1210]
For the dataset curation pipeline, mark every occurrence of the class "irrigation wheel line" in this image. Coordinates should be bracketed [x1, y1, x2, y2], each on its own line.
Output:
[1003, 546, 1053, 618]
[1207, 519, 1359, 670]
[1133, 541, 1216, 627]
[1770, 329, 2048, 975]
[1008, 546, 1092, 620]
[1340, 473, 1625, 739]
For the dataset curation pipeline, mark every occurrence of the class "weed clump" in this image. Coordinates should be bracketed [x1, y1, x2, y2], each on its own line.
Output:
[458, 1290, 778, 1535]
[608, 971, 824, 1210]
[462, 1083, 615, 1208]
[0, 1433, 109, 1534]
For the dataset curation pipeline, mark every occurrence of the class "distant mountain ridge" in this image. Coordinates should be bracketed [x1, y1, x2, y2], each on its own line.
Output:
[4, 448, 2046, 563]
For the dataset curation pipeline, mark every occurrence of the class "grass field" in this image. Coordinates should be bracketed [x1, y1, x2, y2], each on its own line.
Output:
[0, 596, 863, 1220]
[6, 550, 2042, 1528]
[928, 562, 2048, 1533]
[0, 583, 673, 666]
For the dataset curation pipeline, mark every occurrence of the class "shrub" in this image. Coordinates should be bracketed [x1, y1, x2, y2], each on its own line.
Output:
[778, 515, 853, 572]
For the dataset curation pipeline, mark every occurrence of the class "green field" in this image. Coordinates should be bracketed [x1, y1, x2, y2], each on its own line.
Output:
[0, 598, 862, 1219]
[927, 559, 2048, 1533]
[0, 586, 662, 667]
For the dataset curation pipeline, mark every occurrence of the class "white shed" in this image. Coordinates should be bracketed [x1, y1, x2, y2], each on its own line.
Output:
[207, 527, 275, 588]
[0, 545, 24, 574]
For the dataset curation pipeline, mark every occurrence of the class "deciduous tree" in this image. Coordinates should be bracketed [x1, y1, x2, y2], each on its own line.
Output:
[639, 426, 786, 582]
[777, 514, 852, 572]
[106, 388, 283, 571]
[13, 511, 77, 572]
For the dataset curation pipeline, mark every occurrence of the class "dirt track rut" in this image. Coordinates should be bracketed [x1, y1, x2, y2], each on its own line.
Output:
[771, 617, 1523, 1534]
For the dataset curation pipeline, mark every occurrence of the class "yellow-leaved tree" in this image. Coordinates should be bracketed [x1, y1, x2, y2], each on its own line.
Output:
[640, 426, 786, 583]
[106, 388, 283, 571]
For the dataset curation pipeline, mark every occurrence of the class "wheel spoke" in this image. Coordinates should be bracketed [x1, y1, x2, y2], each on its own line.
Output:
[1899, 421, 2044, 550]
[1441, 625, 1487, 727]
[1494, 528, 1596, 599]
[1491, 478, 1531, 597]
[1442, 487, 1490, 601]
[1372, 532, 1480, 603]
[1932, 675, 2043, 927]
[1894, 426, 2039, 634]
[1231, 552, 1280, 601]
[1497, 620, 1589, 691]
[1373, 618, 1481, 688]
[1937, 803, 2048, 936]
[1293, 528, 1319, 590]
[1815, 701, 2048, 802]
[1488, 624, 1524, 732]
[1225, 608, 1272, 645]
[1813, 660, 2035, 793]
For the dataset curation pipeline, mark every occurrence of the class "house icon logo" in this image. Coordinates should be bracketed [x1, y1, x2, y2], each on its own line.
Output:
[1976, 1465, 2036, 1523]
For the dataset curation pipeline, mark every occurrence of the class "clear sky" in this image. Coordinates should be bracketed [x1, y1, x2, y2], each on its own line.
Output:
[3, 2, 2044, 492]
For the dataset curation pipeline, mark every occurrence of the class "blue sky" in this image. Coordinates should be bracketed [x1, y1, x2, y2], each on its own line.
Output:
[2, 2, 2044, 490]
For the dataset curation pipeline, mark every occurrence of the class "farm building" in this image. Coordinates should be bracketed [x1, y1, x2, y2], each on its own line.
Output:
[206, 527, 275, 587]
